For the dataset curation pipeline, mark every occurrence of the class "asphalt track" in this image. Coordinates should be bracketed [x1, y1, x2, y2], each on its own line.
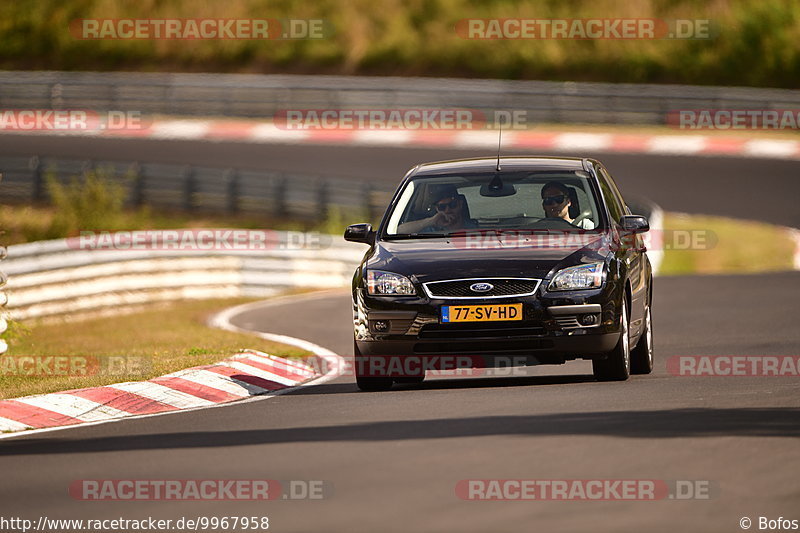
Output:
[0, 133, 798, 227]
[0, 133, 798, 533]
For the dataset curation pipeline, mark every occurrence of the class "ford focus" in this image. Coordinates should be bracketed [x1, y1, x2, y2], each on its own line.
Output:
[345, 156, 653, 391]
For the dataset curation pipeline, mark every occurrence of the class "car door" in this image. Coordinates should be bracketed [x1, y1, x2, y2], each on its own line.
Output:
[596, 164, 648, 339]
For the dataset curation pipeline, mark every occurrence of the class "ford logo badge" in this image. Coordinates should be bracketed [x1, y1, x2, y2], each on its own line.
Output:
[470, 282, 494, 293]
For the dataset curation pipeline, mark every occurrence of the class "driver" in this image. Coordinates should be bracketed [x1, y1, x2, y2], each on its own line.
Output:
[540, 181, 595, 229]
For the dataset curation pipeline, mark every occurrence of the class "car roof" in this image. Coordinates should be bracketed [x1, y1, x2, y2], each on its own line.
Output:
[410, 156, 592, 177]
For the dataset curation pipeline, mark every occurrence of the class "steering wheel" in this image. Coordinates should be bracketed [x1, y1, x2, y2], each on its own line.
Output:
[528, 217, 576, 230]
[572, 210, 593, 227]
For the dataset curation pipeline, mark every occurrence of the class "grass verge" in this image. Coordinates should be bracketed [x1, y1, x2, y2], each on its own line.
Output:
[0, 203, 363, 247]
[0, 297, 313, 400]
[659, 213, 797, 275]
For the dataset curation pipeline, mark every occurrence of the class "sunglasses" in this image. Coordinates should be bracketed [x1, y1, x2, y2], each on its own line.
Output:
[542, 194, 567, 206]
[435, 199, 459, 211]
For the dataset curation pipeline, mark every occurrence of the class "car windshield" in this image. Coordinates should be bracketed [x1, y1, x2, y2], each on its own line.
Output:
[383, 170, 603, 237]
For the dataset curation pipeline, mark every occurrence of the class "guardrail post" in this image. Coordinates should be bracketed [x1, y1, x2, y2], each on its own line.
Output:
[364, 182, 375, 221]
[50, 83, 63, 109]
[274, 176, 287, 217]
[182, 165, 196, 211]
[131, 162, 145, 207]
[317, 179, 329, 221]
[82, 159, 94, 178]
[30, 156, 44, 202]
[225, 168, 239, 214]
[0, 171, 7, 356]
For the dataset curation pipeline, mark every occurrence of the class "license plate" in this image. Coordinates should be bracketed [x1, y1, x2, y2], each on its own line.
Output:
[441, 303, 523, 323]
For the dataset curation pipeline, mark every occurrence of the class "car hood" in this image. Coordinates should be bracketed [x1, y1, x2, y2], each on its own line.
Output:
[368, 232, 612, 283]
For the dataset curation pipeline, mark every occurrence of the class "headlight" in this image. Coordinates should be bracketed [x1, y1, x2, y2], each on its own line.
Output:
[367, 270, 416, 295]
[548, 262, 605, 291]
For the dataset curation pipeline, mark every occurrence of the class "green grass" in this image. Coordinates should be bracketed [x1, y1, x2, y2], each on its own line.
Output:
[0, 297, 313, 399]
[659, 213, 796, 275]
[0, 0, 798, 88]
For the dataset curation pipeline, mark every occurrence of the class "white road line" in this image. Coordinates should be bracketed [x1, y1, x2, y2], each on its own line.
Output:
[352, 130, 413, 145]
[0, 416, 32, 432]
[235, 352, 317, 378]
[209, 293, 345, 379]
[150, 120, 211, 140]
[553, 133, 613, 151]
[164, 368, 263, 397]
[220, 360, 299, 387]
[743, 140, 800, 158]
[14, 394, 130, 422]
[107, 381, 216, 409]
[647, 135, 707, 154]
[453, 130, 514, 148]
[248, 123, 311, 143]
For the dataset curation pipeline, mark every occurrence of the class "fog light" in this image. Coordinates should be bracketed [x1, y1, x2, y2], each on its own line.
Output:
[580, 314, 599, 326]
[372, 320, 390, 333]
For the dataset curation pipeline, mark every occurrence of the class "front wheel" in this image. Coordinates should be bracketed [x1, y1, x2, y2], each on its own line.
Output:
[394, 374, 425, 385]
[354, 340, 393, 391]
[356, 375, 394, 391]
[592, 299, 631, 382]
[630, 304, 654, 375]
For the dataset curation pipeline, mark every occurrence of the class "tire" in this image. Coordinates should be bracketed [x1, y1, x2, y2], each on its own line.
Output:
[394, 374, 425, 385]
[354, 339, 393, 392]
[356, 375, 394, 391]
[592, 299, 631, 382]
[630, 303, 654, 375]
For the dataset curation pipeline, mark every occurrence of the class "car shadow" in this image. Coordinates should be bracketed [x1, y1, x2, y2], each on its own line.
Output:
[289, 372, 599, 396]
[1, 407, 797, 456]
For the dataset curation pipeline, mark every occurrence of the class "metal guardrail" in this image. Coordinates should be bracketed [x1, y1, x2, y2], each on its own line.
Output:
[0, 171, 7, 355]
[2, 71, 800, 125]
[0, 155, 396, 219]
[2, 233, 365, 320]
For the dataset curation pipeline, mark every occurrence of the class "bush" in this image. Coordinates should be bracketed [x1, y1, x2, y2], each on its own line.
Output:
[45, 169, 128, 237]
[0, 0, 797, 87]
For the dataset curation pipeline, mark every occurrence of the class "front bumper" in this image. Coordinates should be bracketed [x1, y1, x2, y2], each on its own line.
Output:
[354, 284, 622, 365]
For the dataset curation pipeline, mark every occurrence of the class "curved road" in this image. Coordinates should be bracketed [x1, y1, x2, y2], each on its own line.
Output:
[0, 134, 798, 532]
[0, 134, 798, 227]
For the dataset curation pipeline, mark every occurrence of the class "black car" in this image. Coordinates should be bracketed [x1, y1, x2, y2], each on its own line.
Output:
[345, 156, 653, 391]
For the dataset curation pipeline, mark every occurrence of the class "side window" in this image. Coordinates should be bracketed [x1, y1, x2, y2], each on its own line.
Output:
[602, 167, 630, 215]
[597, 167, 625, 224]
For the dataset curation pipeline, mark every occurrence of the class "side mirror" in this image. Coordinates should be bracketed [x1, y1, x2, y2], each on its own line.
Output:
[344, 223, 375, 244]
[620, 215, 649, 233]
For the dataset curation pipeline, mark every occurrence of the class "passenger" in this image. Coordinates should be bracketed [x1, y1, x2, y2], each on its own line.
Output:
[398, 185, 477, 233]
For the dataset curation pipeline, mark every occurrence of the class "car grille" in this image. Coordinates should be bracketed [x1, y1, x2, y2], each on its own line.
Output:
[554, 316, 582, 329]
[418, 322, 546, 339]
[423, 278, 541, 299]
[414, 339, 554, 354]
